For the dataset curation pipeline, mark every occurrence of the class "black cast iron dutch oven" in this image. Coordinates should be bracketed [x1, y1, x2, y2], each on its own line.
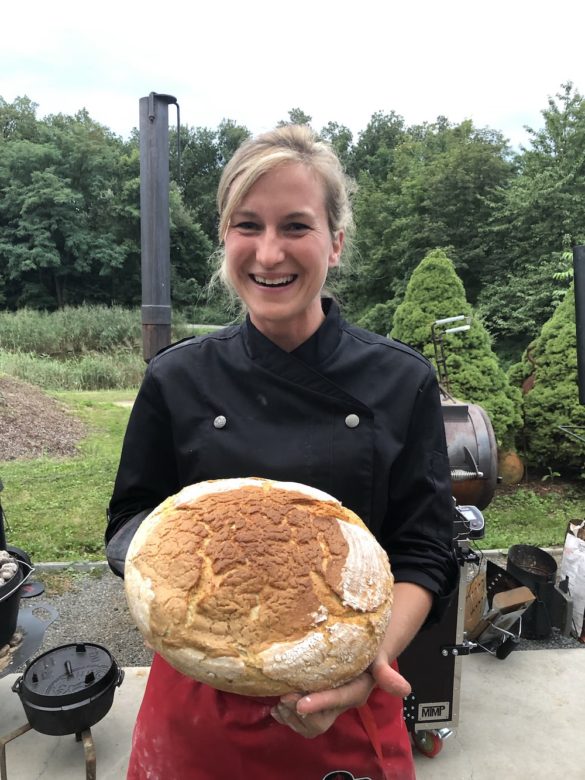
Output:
[12, 642, 125, 736]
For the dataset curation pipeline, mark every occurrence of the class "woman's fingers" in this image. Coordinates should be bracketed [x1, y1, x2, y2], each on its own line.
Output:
[270, 662, 410, 738]
[272, 679, 368, 738]
[295, 672, 374, 716]
[271, 701, 338, 739]
[370, 660, 411, 698]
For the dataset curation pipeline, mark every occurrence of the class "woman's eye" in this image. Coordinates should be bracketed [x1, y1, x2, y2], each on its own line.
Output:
[234, 221, 260, 232]
[286, 222, 310, 233]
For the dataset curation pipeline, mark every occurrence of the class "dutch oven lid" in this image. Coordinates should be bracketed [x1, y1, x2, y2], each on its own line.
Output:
[20, 642, 118, 707]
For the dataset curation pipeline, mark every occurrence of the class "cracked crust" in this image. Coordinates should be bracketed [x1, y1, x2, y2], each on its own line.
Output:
[125, 477, 393, 695]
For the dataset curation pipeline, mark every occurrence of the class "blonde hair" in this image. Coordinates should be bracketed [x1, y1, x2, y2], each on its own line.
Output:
[218, 124, 354, 239]
[213, 125, 355, 294]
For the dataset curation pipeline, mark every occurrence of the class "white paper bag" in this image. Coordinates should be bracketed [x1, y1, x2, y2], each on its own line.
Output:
[559, 520, 585, 639]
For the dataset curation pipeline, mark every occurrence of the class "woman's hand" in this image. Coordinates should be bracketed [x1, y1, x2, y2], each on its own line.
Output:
[270, 670, 376, 739]
[270, 582, 432, 738]
[270, 648, 411, 739]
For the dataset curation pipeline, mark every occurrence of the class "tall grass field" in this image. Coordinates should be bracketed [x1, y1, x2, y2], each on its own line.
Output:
[0, 305, 205, 391]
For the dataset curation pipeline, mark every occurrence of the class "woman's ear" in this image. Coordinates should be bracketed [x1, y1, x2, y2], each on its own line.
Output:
[328, 230, 345, 269]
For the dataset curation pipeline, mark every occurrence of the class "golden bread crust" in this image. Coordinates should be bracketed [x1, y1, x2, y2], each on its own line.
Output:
[125, 478, 393, 695]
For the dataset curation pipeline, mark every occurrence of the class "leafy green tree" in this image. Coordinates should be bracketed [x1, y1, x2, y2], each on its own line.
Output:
[105, 145, 141, 306]
[476, 249, 572, 366]
[355, 300, 396, 336]
[172, 119, 250, 242]
[319, 121, 354, 171]
[394, 120, 513, 301]
[347, 118, 513, 322]
[0, 103, 217, 311]
[169, 183, 213, 309]
[0, 96, 40, 141]
[349, 111, 406, 180]
[278, 108, 313, 127]
[391, 249, 522, 446]
[509, 284, 585, 472]
[479, 83, 585, 348]
[0, 110, 129, 307]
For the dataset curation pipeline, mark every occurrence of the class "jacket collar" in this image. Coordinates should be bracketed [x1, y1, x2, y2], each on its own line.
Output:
[243, 297, 342, 366]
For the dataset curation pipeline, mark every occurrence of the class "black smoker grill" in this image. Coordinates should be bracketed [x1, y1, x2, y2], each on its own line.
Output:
[399, 394, 499, 757]
[399, 388, 573, 757]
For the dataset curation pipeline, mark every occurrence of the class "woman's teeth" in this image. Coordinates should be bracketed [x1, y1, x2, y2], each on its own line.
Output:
[252, 275, 295, 286]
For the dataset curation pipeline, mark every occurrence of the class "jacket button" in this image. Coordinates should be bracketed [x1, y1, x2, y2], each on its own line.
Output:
[345, 414, 360, 428]
[213, 415, 227, 429]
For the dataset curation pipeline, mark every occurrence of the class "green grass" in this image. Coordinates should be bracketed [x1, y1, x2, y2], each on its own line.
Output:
[0, 306, 141, 354]
[2, 389, 584, 562]
[0, 349, 146, 391]
[1, 390, 133, 561]
[479, 482, 585, 549]
[0, 305, 222, 358]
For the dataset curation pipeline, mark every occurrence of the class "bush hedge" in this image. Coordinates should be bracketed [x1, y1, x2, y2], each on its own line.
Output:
[391, 249, 522, 446]
[509, 284, 585, 472]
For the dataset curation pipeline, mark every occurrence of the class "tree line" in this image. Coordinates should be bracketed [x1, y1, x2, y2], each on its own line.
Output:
[1, 84, 584, 366]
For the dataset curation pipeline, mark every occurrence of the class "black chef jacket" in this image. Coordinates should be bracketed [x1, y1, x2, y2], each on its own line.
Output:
[106, 299, 457, 623]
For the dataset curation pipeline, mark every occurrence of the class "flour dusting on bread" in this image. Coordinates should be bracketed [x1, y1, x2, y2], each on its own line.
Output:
[125, 477, 394, 696]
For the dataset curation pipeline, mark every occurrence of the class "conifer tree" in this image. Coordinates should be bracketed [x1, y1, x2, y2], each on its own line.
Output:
[509, 284, 585, 471]
[391, 249, 522, 446]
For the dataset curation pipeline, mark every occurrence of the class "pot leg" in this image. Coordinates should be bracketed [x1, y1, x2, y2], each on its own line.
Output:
[0, 722, 32, 780]
[81, 728, 96, 780]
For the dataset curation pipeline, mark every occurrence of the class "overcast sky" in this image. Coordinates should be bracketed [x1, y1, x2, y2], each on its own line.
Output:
[2, 0, 584, 150]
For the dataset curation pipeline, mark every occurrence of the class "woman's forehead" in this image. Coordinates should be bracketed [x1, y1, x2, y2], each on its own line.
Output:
[236, 163, 327, 212]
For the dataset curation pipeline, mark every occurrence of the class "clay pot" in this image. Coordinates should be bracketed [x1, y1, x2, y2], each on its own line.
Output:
[498, 449, 525, 484]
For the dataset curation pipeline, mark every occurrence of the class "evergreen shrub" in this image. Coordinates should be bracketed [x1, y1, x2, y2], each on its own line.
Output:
[356, 301, 396, 336]
[391, 249, 522, 446]
[509, 284, 585, 472]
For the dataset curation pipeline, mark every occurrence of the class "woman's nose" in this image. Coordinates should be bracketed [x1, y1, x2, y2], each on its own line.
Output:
[255, 229, 285, 266]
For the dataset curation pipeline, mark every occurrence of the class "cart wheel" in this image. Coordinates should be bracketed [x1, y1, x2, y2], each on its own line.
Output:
[495, 636, 519, 660]
[412, 730, 443, 758]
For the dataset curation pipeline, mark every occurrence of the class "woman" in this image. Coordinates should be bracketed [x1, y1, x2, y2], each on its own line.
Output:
[106, 125, 458, 780]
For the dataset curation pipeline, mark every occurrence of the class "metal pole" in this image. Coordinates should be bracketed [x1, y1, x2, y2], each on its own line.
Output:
[573, 245, 585, 405]
[139, 93, 177, 362]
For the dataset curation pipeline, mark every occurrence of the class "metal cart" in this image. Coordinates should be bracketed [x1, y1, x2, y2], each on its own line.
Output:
[399, 503, 486, 757]
[398, 392, 502, 757]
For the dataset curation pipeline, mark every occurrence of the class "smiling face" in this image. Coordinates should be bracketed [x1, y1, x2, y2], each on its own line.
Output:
[224, 163, 344, 351]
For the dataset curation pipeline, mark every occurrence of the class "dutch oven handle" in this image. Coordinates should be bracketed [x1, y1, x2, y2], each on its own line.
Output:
[116, 666, 125, 687]
[0, 561, 34, 605]
[11, 675, 23, 695]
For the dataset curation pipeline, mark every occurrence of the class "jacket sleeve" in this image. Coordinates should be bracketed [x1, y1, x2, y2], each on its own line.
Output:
[382, 366, 459, 625]
[105, 361, 180, 578]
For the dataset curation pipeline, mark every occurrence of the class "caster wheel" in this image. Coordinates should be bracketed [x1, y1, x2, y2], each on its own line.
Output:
[412, 730, 443, 758]
[496, 636, 519, 660]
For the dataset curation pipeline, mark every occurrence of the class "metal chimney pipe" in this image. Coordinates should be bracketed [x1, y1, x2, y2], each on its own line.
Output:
[573, 245, 585, 404]
[139, 92, 177, 362]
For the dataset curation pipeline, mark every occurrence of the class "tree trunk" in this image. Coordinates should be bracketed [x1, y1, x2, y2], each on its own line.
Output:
[54, 273, 66, 309]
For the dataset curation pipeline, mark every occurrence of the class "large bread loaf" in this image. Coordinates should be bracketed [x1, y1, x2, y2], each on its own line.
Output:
[125, 477, 393, 696]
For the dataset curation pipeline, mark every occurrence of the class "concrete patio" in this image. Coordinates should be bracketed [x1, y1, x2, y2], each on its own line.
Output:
[1, 647, 583, 779]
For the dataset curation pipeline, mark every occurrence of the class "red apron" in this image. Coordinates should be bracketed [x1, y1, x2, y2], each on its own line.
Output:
[127, 654, 415, 780]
